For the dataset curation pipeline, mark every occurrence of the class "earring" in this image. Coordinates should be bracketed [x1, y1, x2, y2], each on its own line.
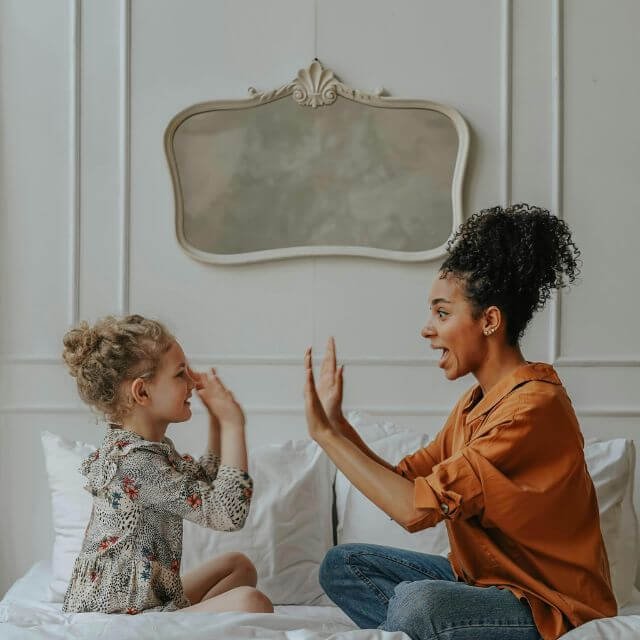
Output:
[484, 327, 496, 336]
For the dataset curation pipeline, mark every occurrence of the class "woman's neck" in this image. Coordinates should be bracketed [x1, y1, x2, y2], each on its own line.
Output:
[475, 343, 527, 396]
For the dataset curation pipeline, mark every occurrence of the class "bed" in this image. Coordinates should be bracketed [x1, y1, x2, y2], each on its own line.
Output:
[2, 412, 639, 640]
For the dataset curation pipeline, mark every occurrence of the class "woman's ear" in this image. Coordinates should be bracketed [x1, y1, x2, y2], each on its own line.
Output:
[483, 306, 502, 337]
[130, 377, 150, 406]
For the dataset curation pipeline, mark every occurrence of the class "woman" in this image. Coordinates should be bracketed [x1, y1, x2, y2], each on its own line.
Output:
[303, 204, 616, 640]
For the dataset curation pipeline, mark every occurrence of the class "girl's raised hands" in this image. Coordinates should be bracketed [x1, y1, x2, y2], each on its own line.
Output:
[196, 368, 245, 429]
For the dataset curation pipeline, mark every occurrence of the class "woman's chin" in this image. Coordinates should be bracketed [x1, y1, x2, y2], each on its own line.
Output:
[442, 364, 462, 381]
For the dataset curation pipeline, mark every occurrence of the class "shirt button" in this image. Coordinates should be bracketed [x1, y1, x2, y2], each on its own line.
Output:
[440, 503, 449, 514]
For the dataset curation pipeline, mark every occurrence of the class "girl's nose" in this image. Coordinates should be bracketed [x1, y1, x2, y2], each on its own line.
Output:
[186, 366, 200, 390]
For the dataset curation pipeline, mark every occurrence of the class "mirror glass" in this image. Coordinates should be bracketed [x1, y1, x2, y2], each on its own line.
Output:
[166, 63, 468, 263]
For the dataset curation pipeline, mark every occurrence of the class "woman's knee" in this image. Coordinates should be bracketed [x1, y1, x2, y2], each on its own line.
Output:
[384, 580, 445, 637]
[319, 544, 360, 592]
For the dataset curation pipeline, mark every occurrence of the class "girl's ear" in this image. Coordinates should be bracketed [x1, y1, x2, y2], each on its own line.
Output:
[130, 378, 150, 406]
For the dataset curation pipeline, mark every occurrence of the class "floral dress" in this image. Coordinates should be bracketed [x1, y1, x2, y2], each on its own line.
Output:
[62, 427, 253, 614]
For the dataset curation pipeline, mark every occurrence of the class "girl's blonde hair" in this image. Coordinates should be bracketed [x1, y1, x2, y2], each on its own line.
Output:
[62, 314, 175, 422]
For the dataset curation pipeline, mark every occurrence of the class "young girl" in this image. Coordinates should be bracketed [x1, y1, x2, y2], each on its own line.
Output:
[304, 204, 617, 640]
[61, 314, 273, 615]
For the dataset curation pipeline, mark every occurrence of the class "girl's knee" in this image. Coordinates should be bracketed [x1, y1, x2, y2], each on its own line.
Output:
[231, 552, 258, 586]
[217, 552, 258, 586]
[233, 586, 273, 613]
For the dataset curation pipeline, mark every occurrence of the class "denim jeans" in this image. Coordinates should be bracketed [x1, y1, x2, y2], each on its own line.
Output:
[319, 544, 542, 640]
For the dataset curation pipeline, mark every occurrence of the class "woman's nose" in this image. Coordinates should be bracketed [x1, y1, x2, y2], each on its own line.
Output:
[421, 322, 434, 339]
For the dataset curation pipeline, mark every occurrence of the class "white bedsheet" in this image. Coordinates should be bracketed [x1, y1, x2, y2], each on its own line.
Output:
[2, 563, 640, 640]
[0, 562, 406, 639]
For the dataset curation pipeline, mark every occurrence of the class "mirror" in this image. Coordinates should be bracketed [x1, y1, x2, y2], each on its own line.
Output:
[165, 61, 469, 264]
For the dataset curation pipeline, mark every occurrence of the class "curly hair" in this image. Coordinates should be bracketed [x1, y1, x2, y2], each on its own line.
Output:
[62, 314, 175, 422]
[440, 204, 581, 345]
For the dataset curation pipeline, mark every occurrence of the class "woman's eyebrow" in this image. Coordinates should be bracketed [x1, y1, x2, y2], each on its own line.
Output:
[430, 297, 451, 307]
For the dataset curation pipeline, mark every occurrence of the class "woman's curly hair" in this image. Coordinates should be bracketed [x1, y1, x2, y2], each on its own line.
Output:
[440, 204, 581, 345]
[62, 314, 174, 422]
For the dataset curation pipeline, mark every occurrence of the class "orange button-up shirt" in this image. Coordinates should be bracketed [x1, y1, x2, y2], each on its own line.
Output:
[395, 362, 617, 640]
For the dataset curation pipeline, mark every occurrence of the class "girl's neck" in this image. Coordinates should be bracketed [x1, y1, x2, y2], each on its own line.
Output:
[119, 412, 169, 443]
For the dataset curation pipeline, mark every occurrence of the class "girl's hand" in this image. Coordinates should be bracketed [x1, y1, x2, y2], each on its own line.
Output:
[304, 347, 338, 444]
[317, 337, 345, 426]
[187, 366, 205, 391]
[197, 368, 245, 429]
[188, 366, 221, 430]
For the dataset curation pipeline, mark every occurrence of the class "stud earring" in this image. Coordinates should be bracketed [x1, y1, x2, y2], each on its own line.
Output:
[484, 327, 496, 336]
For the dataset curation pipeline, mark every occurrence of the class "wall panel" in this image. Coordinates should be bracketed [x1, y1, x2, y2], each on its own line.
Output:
[1, 0, 639, 598]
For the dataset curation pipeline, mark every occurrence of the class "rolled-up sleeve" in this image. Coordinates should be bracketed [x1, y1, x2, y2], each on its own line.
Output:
[394, 444, 439, 481]
[403, 403, 551, 533]
[416, 451, 484, 517]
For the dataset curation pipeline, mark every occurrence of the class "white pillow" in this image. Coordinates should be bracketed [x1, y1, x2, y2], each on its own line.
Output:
[182, 438, 335, 605]
[41, 431, 335, 606]
[584, 438, 639, 607]
[335, 411, 450, 557]
[41, 431, 96, 600]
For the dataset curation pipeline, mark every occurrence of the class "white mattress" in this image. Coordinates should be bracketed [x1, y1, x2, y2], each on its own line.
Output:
[2, 562, 640, 640]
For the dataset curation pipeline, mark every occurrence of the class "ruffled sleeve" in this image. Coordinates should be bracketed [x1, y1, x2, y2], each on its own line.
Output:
[111, 439, 253, 531]
[162, 437, 220, 483]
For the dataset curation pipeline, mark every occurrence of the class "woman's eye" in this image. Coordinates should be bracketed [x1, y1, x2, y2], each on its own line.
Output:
[437, 310, 448, 319]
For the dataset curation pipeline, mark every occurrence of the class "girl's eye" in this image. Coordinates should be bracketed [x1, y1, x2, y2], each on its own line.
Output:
[437, 309, 448, 319]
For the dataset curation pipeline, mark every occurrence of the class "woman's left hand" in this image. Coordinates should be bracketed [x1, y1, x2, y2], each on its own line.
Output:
[304, 347, 338, 443]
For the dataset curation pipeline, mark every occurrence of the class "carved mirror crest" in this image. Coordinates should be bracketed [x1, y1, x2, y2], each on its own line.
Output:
[165, 61, 469, 264]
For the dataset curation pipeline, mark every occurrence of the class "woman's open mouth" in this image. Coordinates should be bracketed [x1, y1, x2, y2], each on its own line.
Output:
[439, 348, 449, 367]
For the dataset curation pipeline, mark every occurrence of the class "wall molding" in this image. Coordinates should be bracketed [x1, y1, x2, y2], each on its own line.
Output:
[501, 0, 513, 207]
[68, 0, 81, 326]
[554, 358, 640, 368]
[2, 404, 639, 418]
[4, 354, 640, 367]
[546, 3, 640, 366]
[119, 0, 131, 315]
[549, 0, 564, 364]
[1, 354, 441, 366]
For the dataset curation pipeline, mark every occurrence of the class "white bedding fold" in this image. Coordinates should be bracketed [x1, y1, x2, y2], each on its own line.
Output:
[3, 563, 640, 640]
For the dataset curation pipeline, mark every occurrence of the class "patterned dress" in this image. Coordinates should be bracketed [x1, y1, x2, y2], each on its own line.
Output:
[62, 427, 253, 614]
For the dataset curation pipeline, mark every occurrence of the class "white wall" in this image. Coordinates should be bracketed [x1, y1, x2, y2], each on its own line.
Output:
[1, 0, 639, 597]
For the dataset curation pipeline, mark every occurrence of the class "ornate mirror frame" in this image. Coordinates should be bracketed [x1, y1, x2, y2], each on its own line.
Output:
[164, 61, 470, 264]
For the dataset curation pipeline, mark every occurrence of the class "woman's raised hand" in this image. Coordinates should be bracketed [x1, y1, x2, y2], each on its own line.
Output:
[304, 347, 338, 443]
[196, 368, 245, 429]
[316, 337, 345, 426]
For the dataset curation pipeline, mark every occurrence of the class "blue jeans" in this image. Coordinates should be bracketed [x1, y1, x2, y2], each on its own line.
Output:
[320, 544, 541, 640]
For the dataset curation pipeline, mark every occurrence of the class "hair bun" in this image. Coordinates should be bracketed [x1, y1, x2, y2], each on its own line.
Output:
[441, 203, 580, 344]
[62, 322, 102, 375]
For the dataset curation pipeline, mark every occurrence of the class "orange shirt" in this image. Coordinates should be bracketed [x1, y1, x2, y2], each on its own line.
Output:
[395, 362, 617, 640]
